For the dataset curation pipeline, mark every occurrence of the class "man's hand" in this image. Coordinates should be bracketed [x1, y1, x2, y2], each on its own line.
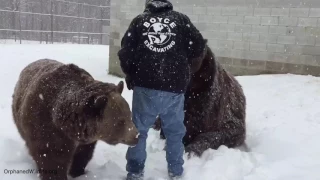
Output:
[125, 76, 133, 90]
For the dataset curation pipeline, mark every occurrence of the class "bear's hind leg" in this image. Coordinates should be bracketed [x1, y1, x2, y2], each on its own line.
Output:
[69, 142, 97, 178]
[30, 146, 75, 180]
[185, 120, 246, 157]
[185, 132, 224, 157]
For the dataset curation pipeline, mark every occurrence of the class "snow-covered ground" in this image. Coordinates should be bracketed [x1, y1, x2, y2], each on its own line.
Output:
[0, 42, 320, 180]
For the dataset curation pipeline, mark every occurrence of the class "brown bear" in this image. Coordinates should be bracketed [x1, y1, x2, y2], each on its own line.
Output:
[11, 59, 139, 180]
[153, 40, 246, 157]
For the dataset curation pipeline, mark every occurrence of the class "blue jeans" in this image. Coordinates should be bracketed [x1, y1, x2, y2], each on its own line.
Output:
[126, 86, 186, 178]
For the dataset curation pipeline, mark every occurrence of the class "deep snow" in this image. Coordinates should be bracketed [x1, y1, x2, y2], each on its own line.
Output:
[0, 43, 320, 180]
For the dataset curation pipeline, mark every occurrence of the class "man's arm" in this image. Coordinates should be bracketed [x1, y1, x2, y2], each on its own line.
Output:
[184, 16, 207, 73]
[117, 17, 139, 76]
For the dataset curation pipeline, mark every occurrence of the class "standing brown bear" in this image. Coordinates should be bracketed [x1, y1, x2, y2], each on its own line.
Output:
[154, 40, 246, 157]
[12, 59, 139, 180]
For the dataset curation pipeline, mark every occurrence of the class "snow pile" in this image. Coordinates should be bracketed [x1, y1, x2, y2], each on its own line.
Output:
[0, 43, 320, 180]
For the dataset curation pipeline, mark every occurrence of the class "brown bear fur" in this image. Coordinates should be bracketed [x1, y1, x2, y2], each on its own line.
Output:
[12, 59, 139, 180]
[154, 40, 246, 157]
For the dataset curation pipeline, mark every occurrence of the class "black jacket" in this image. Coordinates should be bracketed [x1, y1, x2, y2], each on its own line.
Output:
[118, 0, 206, 93]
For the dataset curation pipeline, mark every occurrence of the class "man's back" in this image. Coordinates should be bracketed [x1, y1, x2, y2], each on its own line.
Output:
[119, 1, 207, 179]
[118, 0, 206, 93]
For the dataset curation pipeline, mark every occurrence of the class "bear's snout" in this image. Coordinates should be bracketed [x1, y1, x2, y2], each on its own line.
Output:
[122, 125, 139, 146]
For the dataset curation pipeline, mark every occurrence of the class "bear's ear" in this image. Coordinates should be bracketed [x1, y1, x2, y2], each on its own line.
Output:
[117, 81, 124, 94]
[93, 95, 108, 109]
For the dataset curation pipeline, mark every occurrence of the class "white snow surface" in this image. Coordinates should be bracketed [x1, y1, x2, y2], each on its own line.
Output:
[0, 43, 320, 180]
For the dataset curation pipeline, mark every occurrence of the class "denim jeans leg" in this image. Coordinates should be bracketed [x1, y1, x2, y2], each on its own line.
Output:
[160, 93, 186, 177]
[126, 87, 158, 179]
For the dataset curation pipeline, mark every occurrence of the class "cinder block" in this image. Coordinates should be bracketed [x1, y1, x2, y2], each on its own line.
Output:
[230, 50, 245, 59]
[261, 17, 279, 25]
[286, 27, 305, 36]
[194, 23, 207, 31]
[298, 18, 318, 27]
[227, 32, 243, 41]
[286, 55, 302, 64]
[244, 16, 261, 25]
[235, 25, 252, 33]
[130, 5, 143, 12]
[254, 8, 271, 16]
[198, 15, 214, 23]
[284, 45, 303, 54]
[204, 31, 227, 40]
[110, 32, 120, 39]
[278, 36, 296, 45]
[283, 62, 303, 74]
[212, 16, 229, 24]
[247, 59, 267, 69]
[303, 65, 320, 76]
[250, 42, 267, 52]
[316, 38, 320, 46]
[269, 26, 287, 35]
[302, 46, 320, 55]
[260, 34, 278, 43]
[114, 39, 121, 46]
[271, 53, 290, 63]
[220, 24, 235, 32]
[207, 7, 222, 15]
[309, 8, 320, 17]
[218, 40, 234, 48]
[207, 39, 219, 48]
[126, 13, 138, 20]
[296, 36, 316, 46]
[279, 17, 298, 26]
[193, 7, 207, 15]
[252, 25, 269, 34]
[206, 24, 220, 31]
[188, 15, 199, 22]
[267, 44, 285, 52]
[217, 57, 233, 65]
[310, 56, 320, 66]
[271, 8, 290, 16]
[243, 33, 260, 42]
[180, 6, 193, 14]
[120, 5, 130, 12]
[246, 51, 269, 62]
[266, 61, 284, 71]
[216, 48, 230, 57]
[305, 27, 320, 36]
[233, 58, 248, 67]
[237, 7, 253, 16]
[125, 0, 137, 6]
[222, 7, 237, 16]
[111, 19, 121, 27]
[289, 8, 309, 17]
[300, 55, 317, 66]
[228, 16, 244, 24]
[234, 41, 250, 50]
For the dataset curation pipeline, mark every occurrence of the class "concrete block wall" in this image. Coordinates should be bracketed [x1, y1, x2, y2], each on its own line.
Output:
[109, 0, 320, 77]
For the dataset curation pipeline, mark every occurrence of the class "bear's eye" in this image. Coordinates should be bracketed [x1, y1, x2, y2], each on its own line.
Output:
[115, 120, 126, 130]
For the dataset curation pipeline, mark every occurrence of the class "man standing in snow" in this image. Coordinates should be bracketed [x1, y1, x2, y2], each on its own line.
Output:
[118, 0, 207, 179]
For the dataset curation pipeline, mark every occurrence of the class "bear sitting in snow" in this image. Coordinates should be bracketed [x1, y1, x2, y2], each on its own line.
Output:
[12, 59, 139, 180]
[154, 40, 246, 157]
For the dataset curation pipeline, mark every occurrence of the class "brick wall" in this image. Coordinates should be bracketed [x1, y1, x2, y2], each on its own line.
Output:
[109, 0, 320, 77]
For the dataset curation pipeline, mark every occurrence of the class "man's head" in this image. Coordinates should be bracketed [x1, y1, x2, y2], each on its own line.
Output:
[145, 0, 170, 6]
[145, 0, 173, 13]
